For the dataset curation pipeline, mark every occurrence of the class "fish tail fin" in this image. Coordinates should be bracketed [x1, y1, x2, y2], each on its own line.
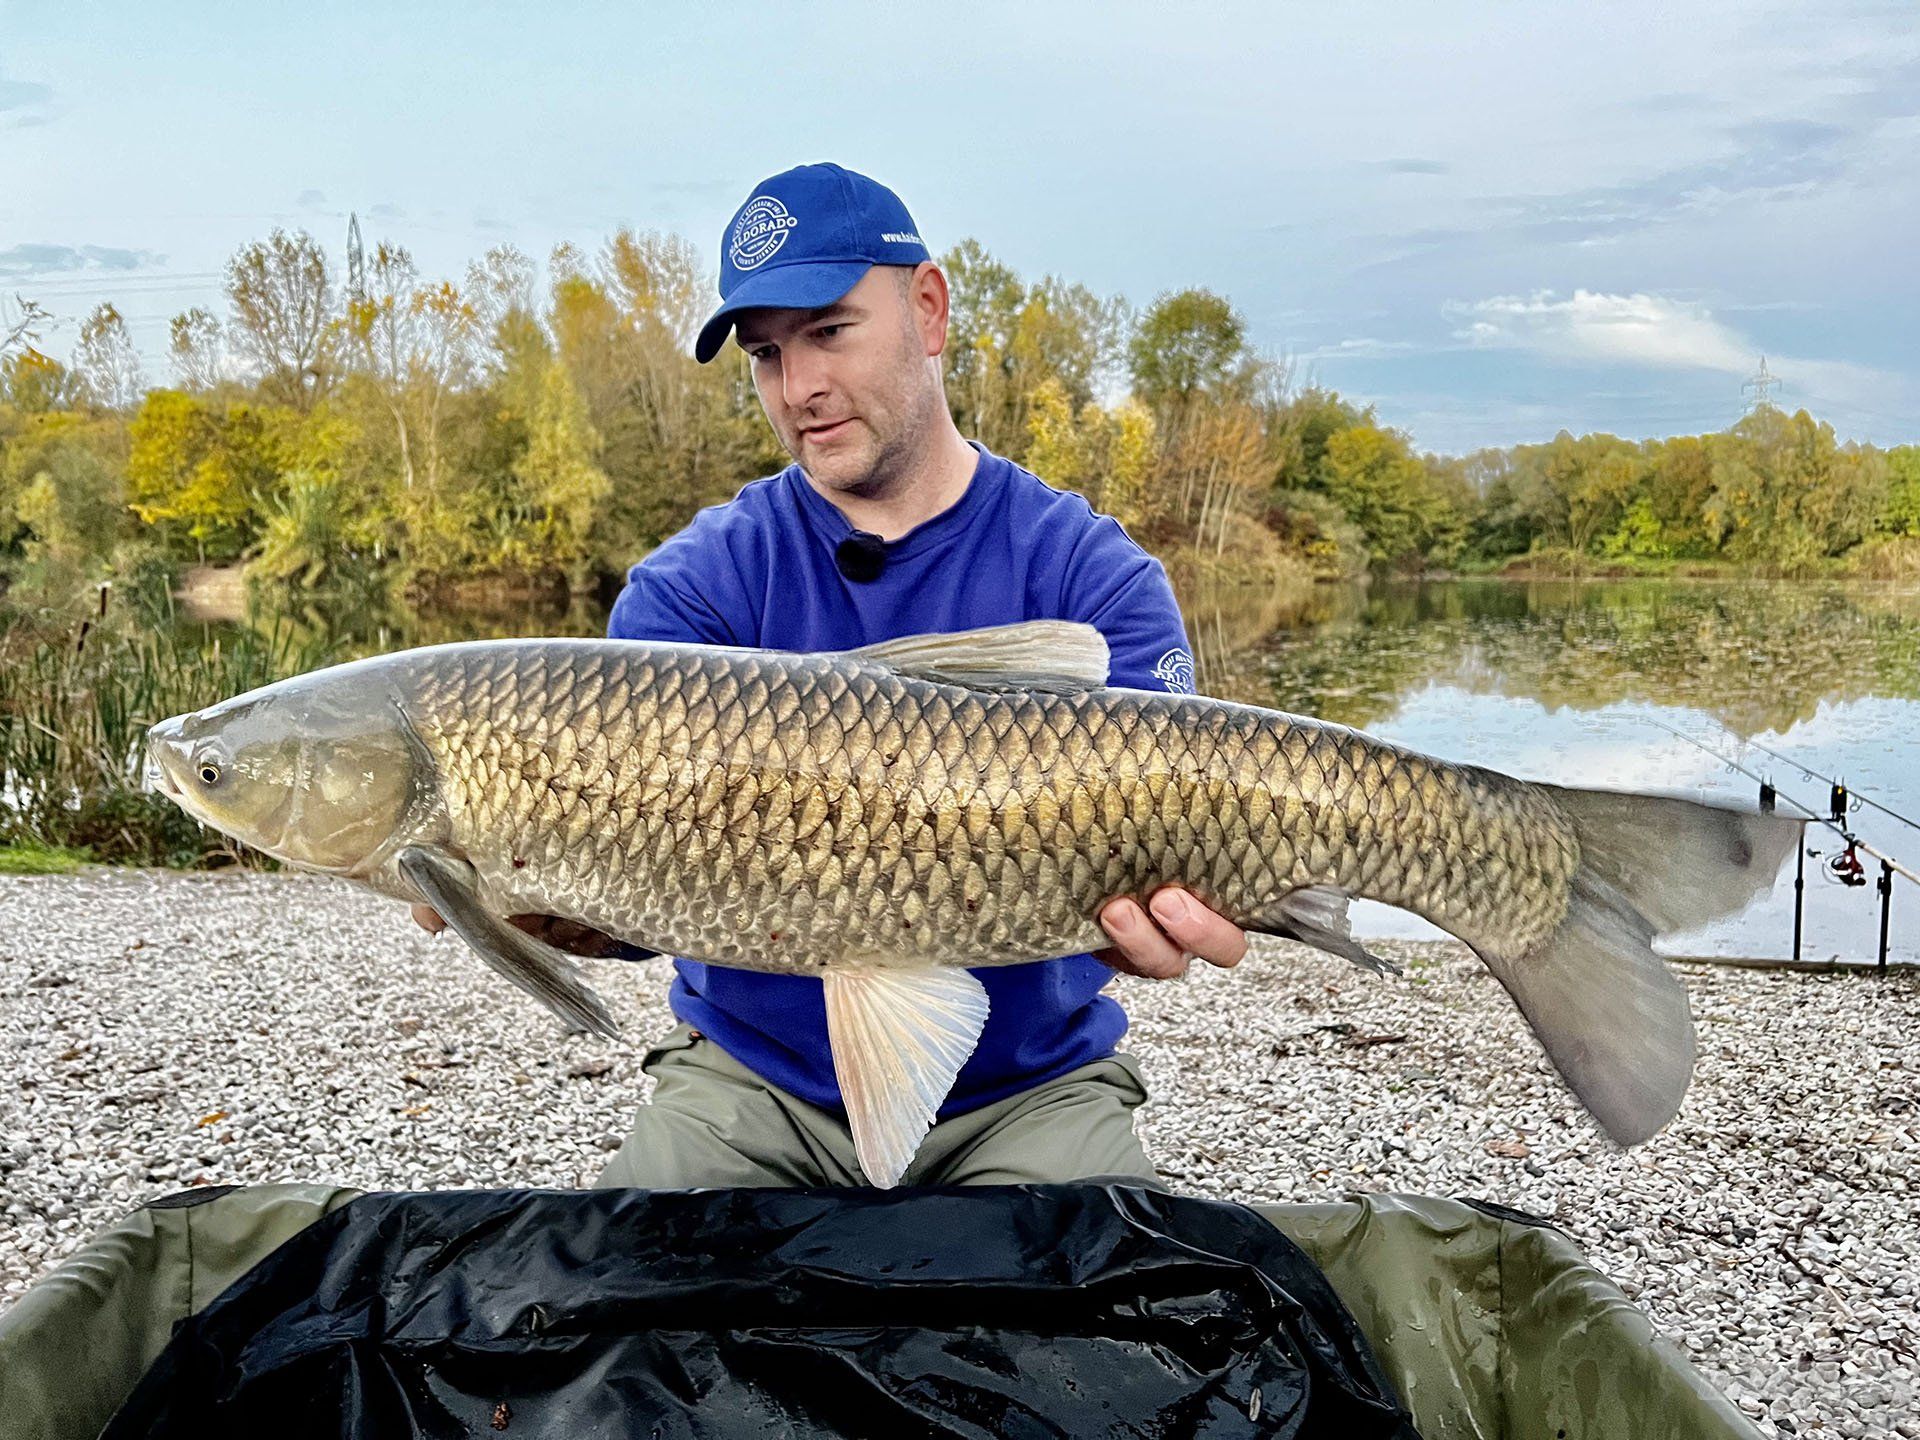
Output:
[1467, 788, 1799, 1146]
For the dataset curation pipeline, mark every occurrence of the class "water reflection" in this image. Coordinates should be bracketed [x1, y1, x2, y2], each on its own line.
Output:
[1219, 579, 1920, 739]
[180, 583, 611, 662]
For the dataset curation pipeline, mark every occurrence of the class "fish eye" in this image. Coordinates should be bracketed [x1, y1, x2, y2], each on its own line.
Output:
[197, 761, 221, 786]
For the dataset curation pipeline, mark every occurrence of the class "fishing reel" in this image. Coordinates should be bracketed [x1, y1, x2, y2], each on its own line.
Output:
[1822, 842, 1869, 888]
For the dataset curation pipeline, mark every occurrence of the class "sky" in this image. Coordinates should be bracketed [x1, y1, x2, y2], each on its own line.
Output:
[2, 0, 1916, 455]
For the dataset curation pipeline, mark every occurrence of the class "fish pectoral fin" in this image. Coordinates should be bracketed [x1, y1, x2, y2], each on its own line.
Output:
[822, 966, 990, 1189]
[849, 621, 1109, 694]
[397, 846, 621, 1040]
[1246, 886, 1398, 976]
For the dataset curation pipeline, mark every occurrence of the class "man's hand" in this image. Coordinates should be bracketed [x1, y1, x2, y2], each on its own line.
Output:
[1095, 886, 1247, 979]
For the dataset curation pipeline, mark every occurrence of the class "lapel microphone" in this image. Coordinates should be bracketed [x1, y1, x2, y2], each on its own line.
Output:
[835, 530, 888, 582]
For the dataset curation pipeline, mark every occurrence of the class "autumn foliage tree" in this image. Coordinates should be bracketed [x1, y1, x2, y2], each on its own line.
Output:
[225, 229, 336, 411]
[0, 224, 1912, 611]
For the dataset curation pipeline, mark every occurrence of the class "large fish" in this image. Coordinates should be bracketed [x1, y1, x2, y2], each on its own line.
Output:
[144, 621, 1797, 1186]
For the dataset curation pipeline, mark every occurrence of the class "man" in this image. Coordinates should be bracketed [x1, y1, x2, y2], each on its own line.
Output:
[417, 163, 1248, 1187]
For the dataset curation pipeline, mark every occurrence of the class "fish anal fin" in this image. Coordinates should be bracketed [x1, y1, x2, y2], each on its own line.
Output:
[1245, 885, 1398, 976]
[849, 621, 1108, 694]
[398, 846, 620, 1040]
[822, 965, 990, 1188]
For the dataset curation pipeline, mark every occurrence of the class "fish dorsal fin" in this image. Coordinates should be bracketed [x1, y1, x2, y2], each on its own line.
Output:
[822, 965, 990, 1188]
[849, 621, 1109, 695]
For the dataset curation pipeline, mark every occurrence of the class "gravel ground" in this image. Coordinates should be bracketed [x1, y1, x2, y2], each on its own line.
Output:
[2, 868, 1915, 1436]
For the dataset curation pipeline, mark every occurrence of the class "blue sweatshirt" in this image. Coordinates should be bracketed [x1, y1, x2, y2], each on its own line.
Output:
[606, 441, 1195, 1116]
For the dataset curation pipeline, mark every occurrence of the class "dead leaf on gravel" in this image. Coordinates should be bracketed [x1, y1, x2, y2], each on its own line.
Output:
[1341, 1032, 1408, 1049]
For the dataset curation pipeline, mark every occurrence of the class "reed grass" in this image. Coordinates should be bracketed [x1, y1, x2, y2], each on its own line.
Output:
[0, 588, 338, 866]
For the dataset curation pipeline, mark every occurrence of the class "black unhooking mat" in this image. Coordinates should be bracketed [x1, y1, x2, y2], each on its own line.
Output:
[101, 1183, 1419, 1439]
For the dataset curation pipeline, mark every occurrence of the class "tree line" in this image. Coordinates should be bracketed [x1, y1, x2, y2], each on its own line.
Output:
[2, 225, 1916, 613]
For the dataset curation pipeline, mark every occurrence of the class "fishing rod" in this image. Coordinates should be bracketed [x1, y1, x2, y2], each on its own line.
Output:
[1639, 715, 1920, 886]
[1639, 715, 1819, 818]
[1716, 728, 1920, 838]
[1634, 714, 1914, 969]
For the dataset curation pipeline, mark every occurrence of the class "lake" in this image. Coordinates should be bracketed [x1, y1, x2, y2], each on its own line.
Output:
[196, 575, 1920, 963]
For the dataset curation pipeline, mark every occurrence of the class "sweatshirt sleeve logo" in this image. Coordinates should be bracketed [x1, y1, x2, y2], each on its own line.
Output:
[729, 196, 800, 272]
[1152, 647, 1195, 694]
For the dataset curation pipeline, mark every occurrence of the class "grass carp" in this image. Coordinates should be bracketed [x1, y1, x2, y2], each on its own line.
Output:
[144, 620, 1797, 1187]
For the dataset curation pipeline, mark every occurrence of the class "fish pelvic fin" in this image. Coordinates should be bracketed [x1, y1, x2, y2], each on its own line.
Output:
[398, 846, 621, 1041]
[1244, 885, 1398, 975]
[822, 965, 990, 1189]
[1471, 789, 1800, 1147]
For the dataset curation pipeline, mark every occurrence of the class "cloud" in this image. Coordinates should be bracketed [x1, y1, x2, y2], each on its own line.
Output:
[1295, 337, 1423, 362]
[1497, 137, 1846, 245]
[368, 202, 405, 220]
[1488, 57, 1920, 245]
[1375, 158, 1449, 176]
[1448, 290, 1754, 372]
[0, 78, 50, 111]
[297, 188, 329, 209]
[0, 243, 161, 277]
[1444, 288, 1913, 425]
[0, 75, 52, 127]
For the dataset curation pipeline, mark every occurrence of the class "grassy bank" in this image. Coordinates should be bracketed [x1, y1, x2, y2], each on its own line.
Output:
[0, 841, 90, 874]
[1160, 522, 1321, 595]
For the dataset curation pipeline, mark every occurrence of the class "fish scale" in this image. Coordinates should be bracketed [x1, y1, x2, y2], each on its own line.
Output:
[395, 641, 1578, 973]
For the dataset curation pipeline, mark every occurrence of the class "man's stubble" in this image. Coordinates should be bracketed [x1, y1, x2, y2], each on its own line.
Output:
[797, 297, 946, 505]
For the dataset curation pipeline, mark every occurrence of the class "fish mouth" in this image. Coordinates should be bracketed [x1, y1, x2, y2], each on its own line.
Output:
[142, 755, 178, 797]
[143, 718, 185, 799]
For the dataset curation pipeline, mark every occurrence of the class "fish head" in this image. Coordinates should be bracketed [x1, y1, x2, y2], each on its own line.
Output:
[145, 676, 421, 874]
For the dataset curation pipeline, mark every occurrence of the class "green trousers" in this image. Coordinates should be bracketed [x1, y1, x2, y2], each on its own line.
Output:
[593, 1024, 1160, 1189]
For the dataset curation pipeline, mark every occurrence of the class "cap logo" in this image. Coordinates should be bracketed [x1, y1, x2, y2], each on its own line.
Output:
[729, 195, 800, 272]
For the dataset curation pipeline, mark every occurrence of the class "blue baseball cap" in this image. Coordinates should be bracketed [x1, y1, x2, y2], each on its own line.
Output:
[695, 162, 932, 363]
